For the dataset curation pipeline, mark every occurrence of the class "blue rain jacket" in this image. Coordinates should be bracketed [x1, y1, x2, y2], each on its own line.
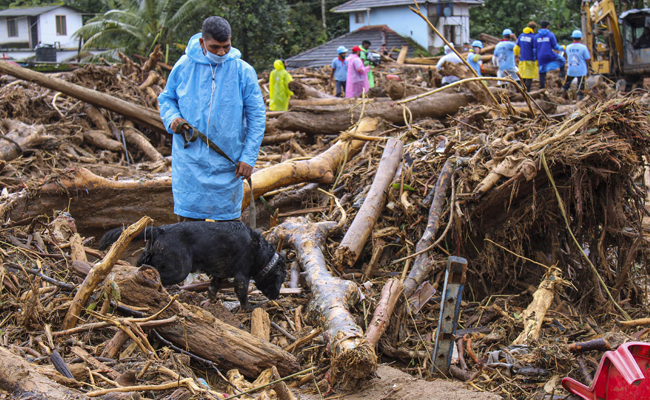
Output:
[494, 40, 517, 71]
[536, 29, 564, 66]
[158, 33, 266, 220]
[517, 29, 537, 61]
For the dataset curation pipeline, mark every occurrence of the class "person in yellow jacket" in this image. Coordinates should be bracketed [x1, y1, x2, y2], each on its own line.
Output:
[515, 22, 539, 92]
[269, 60, 294, 111]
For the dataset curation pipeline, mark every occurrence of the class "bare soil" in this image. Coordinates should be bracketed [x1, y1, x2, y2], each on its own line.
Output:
[302, 365, 502, 400]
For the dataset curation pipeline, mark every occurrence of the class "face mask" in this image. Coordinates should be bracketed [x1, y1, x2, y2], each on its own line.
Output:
[204, 49, 228, 64]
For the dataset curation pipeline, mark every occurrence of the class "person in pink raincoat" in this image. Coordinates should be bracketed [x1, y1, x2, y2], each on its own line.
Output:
[345, 46, 371, 98]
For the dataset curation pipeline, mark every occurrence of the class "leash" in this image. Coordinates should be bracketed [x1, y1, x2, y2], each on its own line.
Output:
[175, 123, 256, 230]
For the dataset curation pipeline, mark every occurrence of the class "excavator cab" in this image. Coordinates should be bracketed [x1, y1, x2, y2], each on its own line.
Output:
[619, 9, 650, 75]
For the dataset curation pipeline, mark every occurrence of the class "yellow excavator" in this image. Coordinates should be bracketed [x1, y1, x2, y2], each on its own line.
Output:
[582, 0, 650, 88]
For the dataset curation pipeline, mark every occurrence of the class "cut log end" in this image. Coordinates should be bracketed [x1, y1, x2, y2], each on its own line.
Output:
[331, 338, 378, 384]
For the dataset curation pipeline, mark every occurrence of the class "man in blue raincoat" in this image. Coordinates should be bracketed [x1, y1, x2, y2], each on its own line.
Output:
[158, 16, 266, 221]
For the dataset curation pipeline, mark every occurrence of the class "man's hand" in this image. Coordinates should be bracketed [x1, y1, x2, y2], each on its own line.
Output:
[170, 117, 187, 134]
[235, 161, 253, 180]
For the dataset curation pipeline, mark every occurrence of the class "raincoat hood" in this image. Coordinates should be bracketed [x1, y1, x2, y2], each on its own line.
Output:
[273, 60, 285, 70]
[537, 29, 551, 37]
[186, 33, 241, 65]
[523, 27, 534, 34]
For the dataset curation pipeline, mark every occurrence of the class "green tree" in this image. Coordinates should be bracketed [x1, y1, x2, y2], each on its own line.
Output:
[470, 0, 540, 38]
[75, 0, 206, 57]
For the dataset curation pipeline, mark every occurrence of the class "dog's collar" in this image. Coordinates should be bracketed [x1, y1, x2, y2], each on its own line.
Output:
[255, 252, 280, 281]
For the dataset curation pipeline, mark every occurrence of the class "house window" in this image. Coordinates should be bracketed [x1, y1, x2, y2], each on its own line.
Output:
[355, 12, 365, 24]
[7, 17, 18, 37]
[56, 15, 66, 36]
[444, 25, 462, 45]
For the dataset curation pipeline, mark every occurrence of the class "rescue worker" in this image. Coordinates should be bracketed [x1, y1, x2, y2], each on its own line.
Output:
[467, 40, 483, 76]
[158, 16, 265, 222]
[330, 46, 348, 97]
[516, 21, 538, 92]
[346, 46, 371, 98]
[494, 29, 521, 88]
[269, 60, 293, 111]
[359, 40, 375, 88]
[436, 45, 463, 86]
[562, 30, 591, 101]
[536, 20, 566, 89]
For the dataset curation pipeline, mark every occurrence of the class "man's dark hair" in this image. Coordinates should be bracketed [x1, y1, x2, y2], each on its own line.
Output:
[202, 16, 231, 42]
[362, 40, 371, 46]
[540, 20, 550, 29]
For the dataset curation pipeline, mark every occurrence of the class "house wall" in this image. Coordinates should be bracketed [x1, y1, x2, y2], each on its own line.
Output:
[428, 3, 471, 51]
[348, 6, 429, 49]
[0, 16, 30, 46]
[39, 7, 83, 49]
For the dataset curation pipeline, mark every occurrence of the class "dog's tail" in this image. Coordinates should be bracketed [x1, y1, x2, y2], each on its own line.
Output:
[98, 226, 156, 251]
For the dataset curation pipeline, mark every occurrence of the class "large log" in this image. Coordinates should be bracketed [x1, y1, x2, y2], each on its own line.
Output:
[1, 167, 175, 231]
[268, 217, 377, 383]
[110, 264, 300, 378]
[0, 61, 166, 133]
[267, 92, 475, 135]
[2, 119, 380, 230]
[0, 346, 87, 399]
[333, 138, 403, 270]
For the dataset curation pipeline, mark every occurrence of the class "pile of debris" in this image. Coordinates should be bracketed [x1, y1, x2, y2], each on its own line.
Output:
[0, 44, 649, 400]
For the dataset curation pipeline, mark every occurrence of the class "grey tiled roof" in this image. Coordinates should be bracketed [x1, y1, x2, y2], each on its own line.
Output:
[332, 0, 484, 13]
[0, 5, 73, 16]
[285, 25, 424, 68]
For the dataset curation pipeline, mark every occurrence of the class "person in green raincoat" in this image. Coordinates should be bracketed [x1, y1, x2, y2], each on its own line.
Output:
[359, 40, 375, 88]
[269, 60, 294, 111]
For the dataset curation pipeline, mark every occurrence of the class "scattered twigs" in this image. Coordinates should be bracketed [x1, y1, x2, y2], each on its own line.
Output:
[62, 216, 152, 330]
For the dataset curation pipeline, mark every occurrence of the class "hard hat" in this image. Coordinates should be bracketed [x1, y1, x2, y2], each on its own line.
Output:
[352, 45, 362, 52]
[571, 30, 583, 38]
[502, 29, 513, 36]
[471, 40, 483, 49]
[337, 45, 348, 54]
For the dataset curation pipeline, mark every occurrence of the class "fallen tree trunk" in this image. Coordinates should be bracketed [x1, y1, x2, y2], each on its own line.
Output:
[289, 97, 390, 107]
[288, 81, 335, 99]
[0, 61, 166, 133]
[384, 80, 429, 100]
[267, 92, 475, 135]
[0, 346, 87, 399]
[0, 119, 55, 162]
[512, 269, 563, 345]
[333, 138, 403, 270]
[2, 119, 379, 230]
[268, 217, 377, 384]
[404, 158, 454, 297]
[1, 167, 174, 231]
[108, 264, 300, 378]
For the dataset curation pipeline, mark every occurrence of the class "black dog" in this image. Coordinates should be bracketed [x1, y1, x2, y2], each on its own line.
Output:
[98, 221, 286, 309]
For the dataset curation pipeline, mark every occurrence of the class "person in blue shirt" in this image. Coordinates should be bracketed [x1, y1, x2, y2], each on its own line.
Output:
[494, 29, 521, 88]
[536, 20, 566, 89]
[330, 46, 348, 97]
[158, 16, 265, 222]
[516, 22, 538, 92]
[562, 30, 591, 101]
[467, 40, 483, 76]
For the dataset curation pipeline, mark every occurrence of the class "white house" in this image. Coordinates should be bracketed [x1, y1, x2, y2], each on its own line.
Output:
[0, 5, 84, 49]
[332, 0, 485, 53]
